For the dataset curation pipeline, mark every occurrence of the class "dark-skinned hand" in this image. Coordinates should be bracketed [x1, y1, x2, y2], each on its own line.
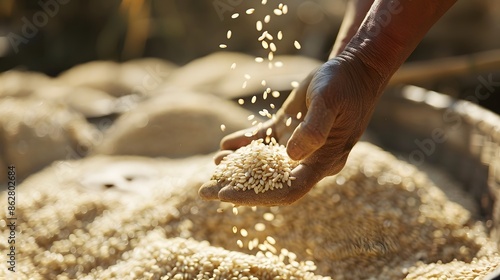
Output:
[199, 55, 384, 206]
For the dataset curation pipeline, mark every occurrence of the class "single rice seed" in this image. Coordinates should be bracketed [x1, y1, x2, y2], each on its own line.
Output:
[266, 127, 273, 136]
[240, 229, 248, 237]
[296, 112, 302, 119]
[226, 30, 232, 39]
[246, 8, 255, 14]
[238, 98, 244, 105]
[262, 41, 269, 49]
[274, 61, 283, 67]
[231, 13, 239, 19]
[268, 52, 274, 61]
[282, 4, 288, 14]
[255, 57, 264, 63]
[264, 15, 271, 23]
[230, 63, 236, 69]
[251, 96, 257, 104]
[247, 114, 255, 121]
[294, 40, 301, 49]
[261, 0, 267, 4]
[274, 9, 282, 16]
[220, 124, 226, 131]
[232, 226, 237, 234]
[285, 117, 292, 127]
[270, 103, 275, 109]
[256, 21, 263, 31]
[244, 74, 251, 80]
[261, 79, 267, 86]
[277, 31, 283, 40]
[219, 44, 227, 49]
[242, 81, 247, 89]
[272, 91, 280, 98]
[255, 223, 266, 231]
[270, 43, 277, 52]
[291, 81, 299, 88]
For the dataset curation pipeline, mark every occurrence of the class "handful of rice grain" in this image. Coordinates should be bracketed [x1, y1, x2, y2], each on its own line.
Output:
[212, 139, 298, 193]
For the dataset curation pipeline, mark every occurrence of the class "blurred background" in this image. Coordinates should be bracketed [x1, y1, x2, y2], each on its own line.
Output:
[0, 0, 500, 182]
[0, 0, 499, 109]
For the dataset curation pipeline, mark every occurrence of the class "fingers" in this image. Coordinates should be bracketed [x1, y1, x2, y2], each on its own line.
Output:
[198, 180, 224, 200]
[217, 163, 317, 207]
[286, 95, 337, 161]
[213, 150, 233, 165]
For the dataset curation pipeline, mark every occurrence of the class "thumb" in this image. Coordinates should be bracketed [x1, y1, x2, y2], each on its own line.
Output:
[286, 95, 337, 161]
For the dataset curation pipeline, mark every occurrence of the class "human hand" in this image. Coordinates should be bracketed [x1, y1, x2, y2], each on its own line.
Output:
[199, 55, 384, 206]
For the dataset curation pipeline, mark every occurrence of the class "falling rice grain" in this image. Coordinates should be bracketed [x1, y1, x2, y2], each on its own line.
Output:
[277, 31, 283, 40]
[220, 124, 226, 132]
[255, 57, 264, 63]
[270, 43, 277, 52]
[231, 13, 239, 19]
[263, 213, 275, 221]
[219, 44, 227, 49]
[263, 91, 268, 100]
[291, 81, 299, 88]
[246, 8, 255, 14]
[285, 117, 292, 127]
[256, 21, 263, 31]
[240, 229, 248, 237]
[264, 15, 271, 23]
[261, 0, 267, 4]
[268, 52, 274, 61]
[261, 80, 267, 86]
[238, 98, 245, 105]
[274, 9, 283, 16]
[247, 114, 255, 121]
[266, 128, 273, 136]
[294, 40, 301, 49]
[244, 74, 251, 80]
[231, 63, 236, 69]
[282, 4, 288, 14]
[232, 226, 238, 234]
[266, 236, 276, 245]
[242, 81, 247, 89]
[272, 91, 280, 98]
[251, 96, 257, 104]
[226, 30, 232, 39]
[274, 61, 283, 67]
[270, 103, 275, 109]
[296, 112, 302, 119]
[237, 239, 243, 248]
[262, 41, 269, 49]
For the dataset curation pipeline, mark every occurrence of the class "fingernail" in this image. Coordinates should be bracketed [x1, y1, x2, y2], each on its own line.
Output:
[286, 139, 305, 160]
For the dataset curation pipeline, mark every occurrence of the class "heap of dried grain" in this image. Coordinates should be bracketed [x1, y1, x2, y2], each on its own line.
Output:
[0, 143, 498, 279]
[211, 139, 298, 193]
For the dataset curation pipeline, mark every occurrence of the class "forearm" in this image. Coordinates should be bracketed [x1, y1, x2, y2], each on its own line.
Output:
[330, 0, 375, 59]
[340, 0, 457, 91]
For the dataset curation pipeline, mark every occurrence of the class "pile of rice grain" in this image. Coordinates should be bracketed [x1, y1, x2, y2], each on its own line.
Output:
[1, 143, 498, 279]
[211, 139, 298, 193]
